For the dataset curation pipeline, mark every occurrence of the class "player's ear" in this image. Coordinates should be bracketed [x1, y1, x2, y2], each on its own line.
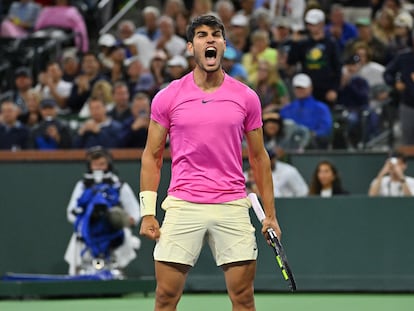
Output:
[187, 42, 194, 55]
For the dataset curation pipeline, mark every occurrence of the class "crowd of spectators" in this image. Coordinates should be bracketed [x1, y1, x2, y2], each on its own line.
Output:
[1, 0, 414, 152]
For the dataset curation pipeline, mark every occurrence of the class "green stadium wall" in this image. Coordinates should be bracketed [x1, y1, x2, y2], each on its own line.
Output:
[1, 153, 413, 292]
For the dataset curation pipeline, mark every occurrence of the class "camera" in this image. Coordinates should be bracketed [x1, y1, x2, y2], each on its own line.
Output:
[390, 157, 398, 165]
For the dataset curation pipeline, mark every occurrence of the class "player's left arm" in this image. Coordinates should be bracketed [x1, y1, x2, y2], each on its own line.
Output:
[245, 127, 282, 239]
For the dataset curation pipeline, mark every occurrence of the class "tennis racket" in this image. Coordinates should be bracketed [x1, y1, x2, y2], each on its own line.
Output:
[248, 193, 297, 291]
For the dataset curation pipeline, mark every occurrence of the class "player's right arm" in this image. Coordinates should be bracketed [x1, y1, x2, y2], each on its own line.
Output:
[139, 120, 168, 240]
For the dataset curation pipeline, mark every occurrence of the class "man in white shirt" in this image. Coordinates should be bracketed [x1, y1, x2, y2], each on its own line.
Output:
[368, 152, 414, 196]
[246, 148, 308, 197]
[35, 61, 73, 115]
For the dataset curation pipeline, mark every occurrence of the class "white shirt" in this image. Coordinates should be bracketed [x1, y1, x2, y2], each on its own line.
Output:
[164, 35, 187, 57]
[35, 79, 73, 99]
[272, 161, 309, 197]
[359, 62, 385, 87]
[320, 188, 333, 197]
[370, 175, 414, 196]
[124, 33, 155, 69]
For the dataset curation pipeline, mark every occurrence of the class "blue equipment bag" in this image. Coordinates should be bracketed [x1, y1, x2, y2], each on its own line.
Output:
[74, 182, 124, 260]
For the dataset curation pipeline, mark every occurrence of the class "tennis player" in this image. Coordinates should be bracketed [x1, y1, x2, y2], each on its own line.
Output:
[139, 15, 281, 311]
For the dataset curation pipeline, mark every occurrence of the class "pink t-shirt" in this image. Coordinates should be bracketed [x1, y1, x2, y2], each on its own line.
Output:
[34, 6, 89, 52]
[151, 72, 262, 203]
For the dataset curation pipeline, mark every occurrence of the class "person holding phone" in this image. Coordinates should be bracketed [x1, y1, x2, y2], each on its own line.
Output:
[368, 151, 414, 196]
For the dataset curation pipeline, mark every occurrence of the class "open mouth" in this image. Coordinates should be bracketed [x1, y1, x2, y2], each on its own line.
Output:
[205, 47, 217, 65]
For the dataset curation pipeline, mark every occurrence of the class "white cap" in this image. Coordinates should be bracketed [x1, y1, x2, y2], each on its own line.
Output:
[167, 55, 188, 69]
[98, 33, 116, 47]
[231, 14, 249, 27]
[394, 12, 413, 29]
[292, 73, 312, 88]
[305, 9, 325, 25]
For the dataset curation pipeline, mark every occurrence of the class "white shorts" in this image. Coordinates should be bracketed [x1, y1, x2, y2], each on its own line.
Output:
[154, 196, 258, 266]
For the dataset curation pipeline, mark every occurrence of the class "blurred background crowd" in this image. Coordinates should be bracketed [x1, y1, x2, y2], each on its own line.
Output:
[1, 0, 414, 154]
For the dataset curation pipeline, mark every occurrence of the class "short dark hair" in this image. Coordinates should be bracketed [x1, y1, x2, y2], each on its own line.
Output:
[86, 145, 114, 171]
[186, 15, 225, 43]
[389, 151, 407, 163]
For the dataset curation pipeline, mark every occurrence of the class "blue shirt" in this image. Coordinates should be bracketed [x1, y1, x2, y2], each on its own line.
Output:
[228, 63, 248, 81]
[280, 96, 332, 138]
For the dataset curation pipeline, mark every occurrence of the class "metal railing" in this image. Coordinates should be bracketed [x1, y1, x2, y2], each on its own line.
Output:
[99, 0, 140, 35]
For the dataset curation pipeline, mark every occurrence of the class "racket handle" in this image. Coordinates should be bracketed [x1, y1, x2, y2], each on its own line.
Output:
[248, 193, 266, 223]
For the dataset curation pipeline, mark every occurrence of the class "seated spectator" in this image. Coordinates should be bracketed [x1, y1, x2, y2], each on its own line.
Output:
[18, 88, 42, 128]
[263, 111, 311, 153]
[74, 97, 123, 149]
[280, 73, 333, 149]
[162, 55, 188, 87]
[121, 92, 150, 148]
[324, 4, 358, 53]
[123, 32, 155, 70]
[34, 61, 73, 115]
[136, 6, 161, 42]
[214, 0, 235, 32]
[393, 11, 413, 54]
[66, 52, 107, 114]
[222, 46, 248, 82]
[242, 29, 278, 85]
[309, 160, 349, 197]
[107, 81, 132, 123]
[338, 54, 372, 148]
[64, 146, 140, 276]
[78, 79, 114, 119]
[125, 56, 156, 99]
[0, 0, 40, 38]
[227, 13, 251, 63]
[162, 0, 186, 20]
[97, 33, 118, 71]
[149, 49, 170, 93]
[13, 66, 34, 114]
[271, 17, 298, 82]
[368, 151, 414, 196]
[371, 7, 396, 48]
[353, 42, 387, 89]
[60, 48, 80, 82]
[244, 147, 308, 198]
[175, 6, 191, 41]
[28, 98, 72, 149]
[189, 0, 213, 20]
[344, 17, 390, 66]
[101, 43, 128, 84]
[155, 15, 186, 57]
[0, 99, 29, 150]
[34, 0, 89, 52]
[352, 42, 390, 121]
[251, 59, 289, 112]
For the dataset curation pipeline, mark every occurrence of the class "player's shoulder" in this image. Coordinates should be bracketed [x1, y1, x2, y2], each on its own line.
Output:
[153, 73, 192, 101]
[224, 74, 258, 98]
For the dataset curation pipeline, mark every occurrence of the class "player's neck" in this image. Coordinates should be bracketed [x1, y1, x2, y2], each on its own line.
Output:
[193, 68, 225, 92]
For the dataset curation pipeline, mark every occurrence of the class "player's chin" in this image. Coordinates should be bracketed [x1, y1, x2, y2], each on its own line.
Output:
[203, 64, 221, 73]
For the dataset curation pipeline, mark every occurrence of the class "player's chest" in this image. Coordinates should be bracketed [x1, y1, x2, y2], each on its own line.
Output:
[169, 97, 245, 128]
